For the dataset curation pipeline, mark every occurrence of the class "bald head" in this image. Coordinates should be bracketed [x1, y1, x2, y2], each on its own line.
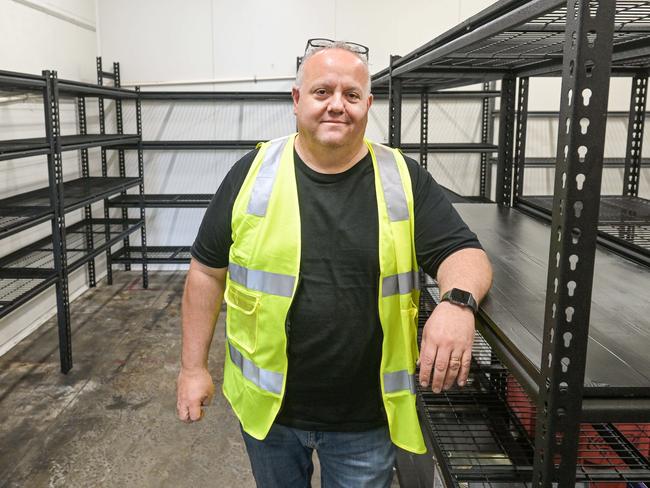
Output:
[296, 46, 372, 95]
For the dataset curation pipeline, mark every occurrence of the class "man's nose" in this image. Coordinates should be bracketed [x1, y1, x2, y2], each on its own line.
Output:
[328, 92, 344, 112]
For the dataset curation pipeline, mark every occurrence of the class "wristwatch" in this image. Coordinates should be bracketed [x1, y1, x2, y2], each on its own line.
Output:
[440, 288, 478, 314]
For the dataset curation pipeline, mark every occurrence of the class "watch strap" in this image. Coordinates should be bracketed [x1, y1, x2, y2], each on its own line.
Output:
[440, 288, 478, 313]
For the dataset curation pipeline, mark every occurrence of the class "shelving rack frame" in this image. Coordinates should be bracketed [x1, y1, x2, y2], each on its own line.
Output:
[105, 88, 294, 267]
[0, 62, 145, 373]
[372, 1, 650, 486]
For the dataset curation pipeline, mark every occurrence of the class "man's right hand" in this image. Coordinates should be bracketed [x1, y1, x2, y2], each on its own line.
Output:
[176, 367, 215, 422]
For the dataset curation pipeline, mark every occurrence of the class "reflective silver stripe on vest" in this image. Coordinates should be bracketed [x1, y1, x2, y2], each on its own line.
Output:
[384, 370, 416, 394]
[229, 262, 295, 297]
[371, 143, 409, 222]
[382, 270, 419, 297]
[229, 342, 284, 395]
[247, 137, 288, 217]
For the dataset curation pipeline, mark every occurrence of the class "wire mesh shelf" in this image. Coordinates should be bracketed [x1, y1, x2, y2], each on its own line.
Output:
[373, 1, 650, 90]
[0, 177, 142, 240]
[519, 195, 650, 259]
[108, 194, 213, 208]
[0, 219, 142, 318]
[416, 283, 650, 486]
[0, 134, 140, 161]
[111, 245, 191, 264]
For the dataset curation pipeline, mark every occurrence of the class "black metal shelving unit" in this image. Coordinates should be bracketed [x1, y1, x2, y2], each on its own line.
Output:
[373, 1, 650, 486]
[0, 63, 144, 373]
[105, 89, 295, 267]
[92, 57, 149, 288]
[383, 68, 499, 199]
[108, 85, 502, 270]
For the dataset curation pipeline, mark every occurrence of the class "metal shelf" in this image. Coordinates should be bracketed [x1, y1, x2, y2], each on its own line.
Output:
[135, 90, 499, 101]
[0, 176, 142, 241]
[400, 142, 498, 153]
[111, 245, 191, 264]
[493, 156, 641, 167]
[65, 219, 144, 273]
[138, 91, 292, 101]
[372, 0, 650, 91]
[133, 140, 258, 151]
[0, 70, 46, 93]
[0, 134, 141, 161]
[518, 195, 650, 267]
[441, 186, 492, 204]
[453, 203, 650, 421]
[0, 218, 142, 319]
[57, 79, 137, 99]
[108, 194, 212, 208]
[415, 285, 650, 487]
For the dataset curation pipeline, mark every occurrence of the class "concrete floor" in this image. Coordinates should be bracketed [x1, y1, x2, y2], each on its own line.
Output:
[0, 271, 400, 488]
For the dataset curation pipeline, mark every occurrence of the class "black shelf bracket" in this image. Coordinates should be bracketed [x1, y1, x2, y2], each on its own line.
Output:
[496, 75, 516, 207]
[479, 81, 494, 199]
[135, 86, 148, 289]
[623, 70, 648, 198]
[77, 96, 96, 287]
[97, 56, 113, 286]
[43, 70, 72, 374]
[513, 77, 530, 205]
[533, 1, 617, 486]
[419, 88, 428, 170]
[388, 55, 402, 148]
[113, 61, 132, 271]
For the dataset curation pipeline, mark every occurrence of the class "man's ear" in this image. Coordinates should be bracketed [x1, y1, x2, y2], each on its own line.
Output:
[292, 86, 300, 115]
[367, 93, 374, 110]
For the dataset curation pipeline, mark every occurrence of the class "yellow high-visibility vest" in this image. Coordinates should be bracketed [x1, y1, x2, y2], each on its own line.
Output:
[222, 133, 425, 454]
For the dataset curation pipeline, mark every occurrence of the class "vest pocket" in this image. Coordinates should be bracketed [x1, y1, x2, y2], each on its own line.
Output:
[401, 302, 419, 365]
[225, 283, 261, 354]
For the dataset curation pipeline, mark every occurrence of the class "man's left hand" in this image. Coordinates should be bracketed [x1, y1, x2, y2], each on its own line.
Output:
[418, 301, 475, 393]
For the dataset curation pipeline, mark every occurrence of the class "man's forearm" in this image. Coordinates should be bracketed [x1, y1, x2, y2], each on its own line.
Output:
[180, 260, 227, 371]
[436, 247, 492, 302]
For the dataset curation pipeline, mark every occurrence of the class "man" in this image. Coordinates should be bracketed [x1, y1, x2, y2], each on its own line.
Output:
[177, 39, 492, 487]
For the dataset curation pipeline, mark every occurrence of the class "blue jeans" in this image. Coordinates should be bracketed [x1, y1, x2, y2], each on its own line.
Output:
[241, 423, 396, 488]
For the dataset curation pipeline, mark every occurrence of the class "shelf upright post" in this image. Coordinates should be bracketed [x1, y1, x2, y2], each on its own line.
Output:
[623, 70, 648, 197]
[480, 82, 492, 199]
[135, 87, 149, 289]
[513, 77, 530, 205]
[77, 95, 96, 287]
[388, 55, 402, 148]
[419, 87, 429, 290]
[532, 2, 616, 486]
[97, 56, 113, 285]
[43, 70, 73, 373]
[419, 88, 429, 170]
[496, 75, 516, 207]
[114, 62, 132, 270]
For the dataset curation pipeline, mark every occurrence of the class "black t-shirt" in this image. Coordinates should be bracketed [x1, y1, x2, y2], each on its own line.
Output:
[191, 147, 482, 431]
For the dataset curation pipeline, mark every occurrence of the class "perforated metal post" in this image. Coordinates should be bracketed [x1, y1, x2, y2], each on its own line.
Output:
[43, 70, 72, 373]
[114, 62, 132, 270]
[136, 87, 148, 289]
[77, 96, 96, 287]
[420, 89, 428, 169]
[388, 56, 402, 148]
[480, 82, 492, 199]
[513, 77, 530, 204]
[496, 76, 516, 207]
[533, 2, 616, 486]
[623, 71, 648, 197]
[97, 57, 113, 285]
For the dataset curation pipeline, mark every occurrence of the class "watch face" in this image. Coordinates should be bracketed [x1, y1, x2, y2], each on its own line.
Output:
[450, 288, 472, 304]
